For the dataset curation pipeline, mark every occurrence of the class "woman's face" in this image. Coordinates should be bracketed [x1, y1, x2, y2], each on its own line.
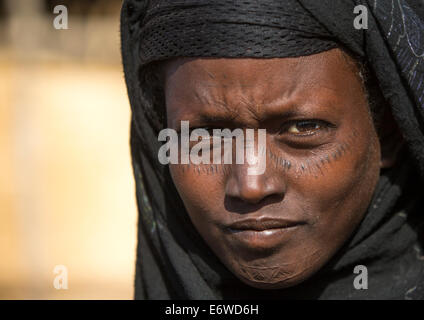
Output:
[163, 49, 381, 289]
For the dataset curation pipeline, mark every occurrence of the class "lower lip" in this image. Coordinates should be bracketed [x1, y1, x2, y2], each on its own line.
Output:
[226, 226, 301, 250]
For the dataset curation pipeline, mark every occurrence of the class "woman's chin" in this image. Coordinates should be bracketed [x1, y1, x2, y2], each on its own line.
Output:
[229, 261, 312, 290]
[235, 271, 305, 290]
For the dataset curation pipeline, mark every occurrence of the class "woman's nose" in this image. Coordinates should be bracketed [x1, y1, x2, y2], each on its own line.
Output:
[225, 162, 286, 205]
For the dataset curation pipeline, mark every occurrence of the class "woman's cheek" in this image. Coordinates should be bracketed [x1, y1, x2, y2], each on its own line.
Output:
[169, 164, 225, 213]
[288, 139, 379, 215]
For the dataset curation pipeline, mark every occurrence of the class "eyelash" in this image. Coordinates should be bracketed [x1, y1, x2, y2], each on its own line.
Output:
[185, 119, 335, 143]
[279, 119, 334, 137]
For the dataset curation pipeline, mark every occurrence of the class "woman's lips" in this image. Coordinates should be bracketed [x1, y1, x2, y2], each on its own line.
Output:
[227, 217, 301, 231]
[225, 217, 305, 250]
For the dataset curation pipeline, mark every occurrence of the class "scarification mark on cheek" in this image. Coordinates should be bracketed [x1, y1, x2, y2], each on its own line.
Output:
[267, 149, 292, 172]
[314, 159, 325, 176]
[313, 130, 359, 177]
[266, 129, 360, 179]
[174, 163, 231, 177]
[306, 158, 314, 176]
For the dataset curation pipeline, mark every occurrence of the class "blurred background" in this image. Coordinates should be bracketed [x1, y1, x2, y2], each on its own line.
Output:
[0, 0, 137, 299]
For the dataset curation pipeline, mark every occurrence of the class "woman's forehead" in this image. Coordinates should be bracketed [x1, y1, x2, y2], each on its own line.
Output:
[163, 49, 364, 122]
[163, 49, 354, 94]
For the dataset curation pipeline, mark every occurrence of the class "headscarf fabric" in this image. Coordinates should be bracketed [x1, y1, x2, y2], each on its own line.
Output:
[120, 0, 424, 299]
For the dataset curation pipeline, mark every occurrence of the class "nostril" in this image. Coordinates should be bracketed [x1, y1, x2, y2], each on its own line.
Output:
[224, 193, 284, 214]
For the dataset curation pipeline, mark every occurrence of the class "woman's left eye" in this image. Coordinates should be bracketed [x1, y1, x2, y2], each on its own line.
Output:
[282, 120, 328, 135]
[288, 121, 320, 134]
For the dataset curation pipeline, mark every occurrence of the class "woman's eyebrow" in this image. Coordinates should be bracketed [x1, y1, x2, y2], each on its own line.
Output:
[172, 113, 239, 131]
[197, 113, 238, 124]
[177, 109, 306, 130]
[173, 87, 341, 129]
[256, 87, 343, 120]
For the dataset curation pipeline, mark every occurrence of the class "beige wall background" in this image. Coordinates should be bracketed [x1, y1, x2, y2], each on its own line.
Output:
[0, 0, 137, 299]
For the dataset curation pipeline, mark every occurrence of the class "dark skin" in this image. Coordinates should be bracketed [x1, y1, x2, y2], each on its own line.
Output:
[162, 48, 403, 289]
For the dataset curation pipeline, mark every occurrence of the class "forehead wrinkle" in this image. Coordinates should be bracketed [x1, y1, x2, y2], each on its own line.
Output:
[256, 61, 345, 117]
[189, 87, 265, 127]
[298, 73, 340, 96]
[193, 83, 239, 116]
[238, 94, 262, 122]
[233, 76, 300, 121]
[197, 76, 301, 123]
[167, 83, 239, 127]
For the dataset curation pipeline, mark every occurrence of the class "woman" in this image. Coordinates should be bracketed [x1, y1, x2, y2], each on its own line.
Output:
[120, 0, 424, 299]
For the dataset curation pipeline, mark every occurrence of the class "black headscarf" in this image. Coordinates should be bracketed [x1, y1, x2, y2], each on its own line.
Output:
[120, 0, 424, 299]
